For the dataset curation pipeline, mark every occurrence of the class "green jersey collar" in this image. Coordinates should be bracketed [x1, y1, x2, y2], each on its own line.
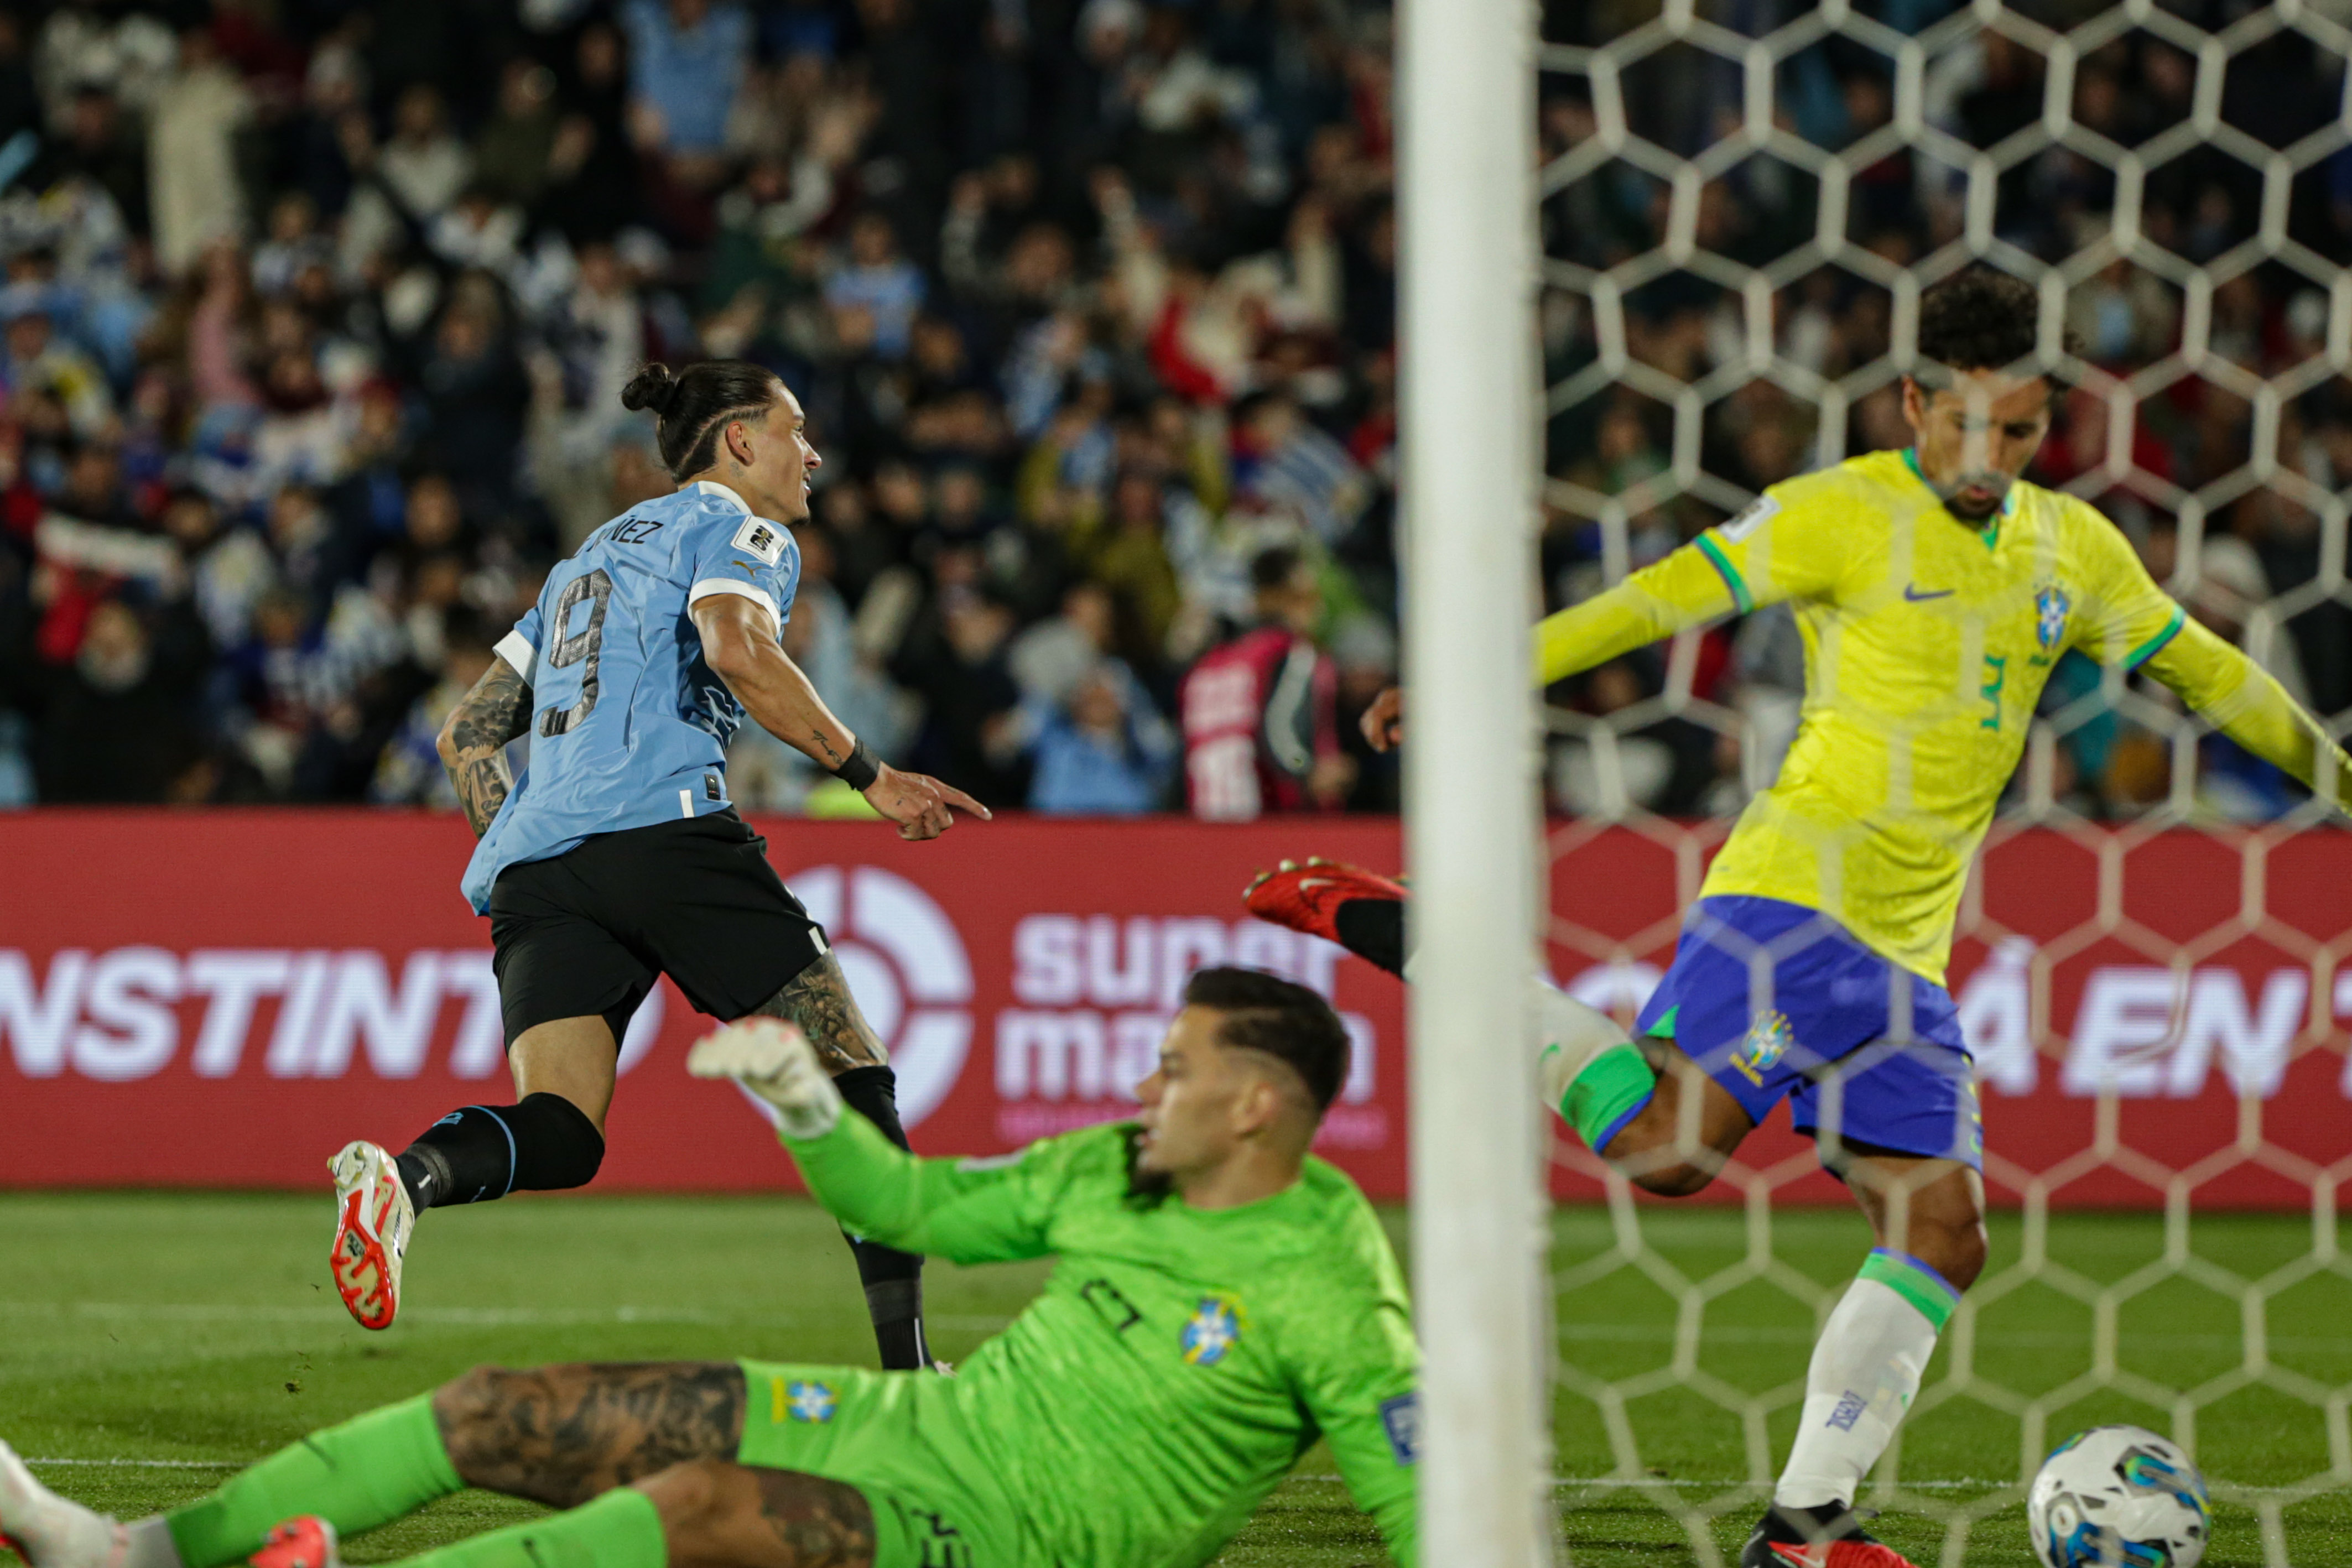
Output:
[1900, 447, 2010, 549]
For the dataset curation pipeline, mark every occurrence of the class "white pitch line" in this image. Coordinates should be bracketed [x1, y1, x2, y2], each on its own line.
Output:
[25, 1460, 240, 1470]
[1272, 1475, 2025, 1492]
[1543, 1477, 2011, 1492]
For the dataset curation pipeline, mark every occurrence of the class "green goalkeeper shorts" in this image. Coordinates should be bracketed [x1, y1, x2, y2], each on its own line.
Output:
[734, 1359, 1019, 1568]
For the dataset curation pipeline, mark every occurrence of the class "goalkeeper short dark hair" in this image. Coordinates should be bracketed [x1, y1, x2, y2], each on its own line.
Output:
[1183, 966, 1350, 1114]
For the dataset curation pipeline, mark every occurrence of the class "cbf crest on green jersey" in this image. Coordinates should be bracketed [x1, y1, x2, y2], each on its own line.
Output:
[459, 481, 802, 913]
[1179, 1294, 1246, 1367]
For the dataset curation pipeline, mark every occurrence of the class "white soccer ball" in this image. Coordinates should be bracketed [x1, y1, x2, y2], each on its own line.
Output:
[2027, 1425, 2210, 1568]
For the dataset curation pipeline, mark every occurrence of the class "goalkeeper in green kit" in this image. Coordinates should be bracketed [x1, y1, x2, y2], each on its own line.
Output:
[0, 968, 1418, 1568]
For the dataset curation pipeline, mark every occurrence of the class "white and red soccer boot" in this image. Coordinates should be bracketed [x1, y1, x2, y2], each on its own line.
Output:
[1739, 1503, 1916, 1568]
[248, 1518, 340, 1568]
[327, 1142, 414, 1331]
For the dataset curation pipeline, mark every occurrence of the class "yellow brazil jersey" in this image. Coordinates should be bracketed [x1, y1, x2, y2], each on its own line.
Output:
[1536, 448, 2352, 986]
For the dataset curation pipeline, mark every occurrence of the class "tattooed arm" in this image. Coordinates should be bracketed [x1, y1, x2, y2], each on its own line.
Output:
[436, 655, 534, 837]
[690, 594, 989, 842]
[756, 952, 887, 1071]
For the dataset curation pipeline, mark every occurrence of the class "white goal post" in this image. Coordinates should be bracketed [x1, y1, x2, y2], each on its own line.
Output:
[1398, 0, 1556, 1562]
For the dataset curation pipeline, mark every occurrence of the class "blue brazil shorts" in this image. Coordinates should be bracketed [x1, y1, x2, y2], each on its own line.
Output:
[1627, 895, 1983, 1170]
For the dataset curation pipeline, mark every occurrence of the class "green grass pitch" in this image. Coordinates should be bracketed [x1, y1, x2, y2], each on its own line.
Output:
[4, 1192, 2349, 1566]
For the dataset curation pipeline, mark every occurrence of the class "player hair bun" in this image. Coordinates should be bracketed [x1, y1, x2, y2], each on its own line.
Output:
[621, 363, 683, 418]
[629, 358, 786, 480]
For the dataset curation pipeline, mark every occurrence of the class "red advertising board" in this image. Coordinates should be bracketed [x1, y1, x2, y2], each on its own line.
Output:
[0, 812, 1408, 1195]
[1544, 822, 2352, 1208]
[2, 812, 2347, 1207]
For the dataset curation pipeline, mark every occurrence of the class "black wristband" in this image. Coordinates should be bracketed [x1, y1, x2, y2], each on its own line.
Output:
[831, 738, 881, 793]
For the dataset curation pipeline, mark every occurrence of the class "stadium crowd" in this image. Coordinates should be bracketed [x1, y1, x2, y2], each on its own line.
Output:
[1542, 0, 2352, 823]
[0, 0, 2343, 824]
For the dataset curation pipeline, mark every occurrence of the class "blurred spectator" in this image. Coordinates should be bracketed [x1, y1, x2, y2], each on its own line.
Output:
[1232, 393, 1370, 549]
[343, 84, 472, 273]
[1012, 579, 1118, 708]
[2, 290, 111, 436]
[221, 584, 339, 795]
[25, 596, 204, 801]
[1080, 467, 1184, 659]
[823, 211, 925, 362]
[252, 193, 330, 299]
[32, 82, 148, 237]
[418, 283, 529, 513]
[894, 587, 1027, 808]
[1024, 659, 1177, 815]
[148, 28, 251, 276]
[1548, 658, 1720, 819]
[623, 0, 751, 160]
[1179, 545, 1351, 821]
[160, 487, 270, 652]
[0, 0, 2333, 820]
[476, 60, 563, 210]
[372, 610, 497, 808]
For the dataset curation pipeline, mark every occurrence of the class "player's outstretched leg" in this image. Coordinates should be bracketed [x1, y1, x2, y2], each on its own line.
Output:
[6, 1366, 756, 1568]
[253, 1489, 669, 1568]
[1243, 858, 1408, 974]
[748, 956, 932, 1373]
[1243, 859, 1664, 1147]
[0, 1393, 459, 1568]
[264, 1458, 874, 1568]
[1, 1440, 129, 1568]
[332, 1019, 613, 1330]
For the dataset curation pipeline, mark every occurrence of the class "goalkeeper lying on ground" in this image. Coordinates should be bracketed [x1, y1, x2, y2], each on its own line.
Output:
[0, 968, 1417, 1568]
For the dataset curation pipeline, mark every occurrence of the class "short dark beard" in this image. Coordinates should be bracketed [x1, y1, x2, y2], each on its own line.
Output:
[1121, 1125, 1172, 1210]
[1929, 468, 2011, 523]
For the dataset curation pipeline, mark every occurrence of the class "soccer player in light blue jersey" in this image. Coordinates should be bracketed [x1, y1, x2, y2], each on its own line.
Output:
[325, 361, 988, 1370]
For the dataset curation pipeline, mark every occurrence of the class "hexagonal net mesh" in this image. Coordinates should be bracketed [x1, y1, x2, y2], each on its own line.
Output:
[1532, 1, 2352, 1562]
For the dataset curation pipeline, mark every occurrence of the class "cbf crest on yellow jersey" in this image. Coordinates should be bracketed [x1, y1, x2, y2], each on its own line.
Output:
[1538, 448, 2229, 986]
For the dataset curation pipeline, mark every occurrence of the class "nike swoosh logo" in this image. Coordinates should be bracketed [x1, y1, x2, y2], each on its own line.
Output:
[1903, 584, 1956, 602]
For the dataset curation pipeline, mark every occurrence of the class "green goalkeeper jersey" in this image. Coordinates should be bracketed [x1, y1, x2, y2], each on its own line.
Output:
[782, 1113, 1420, 1568]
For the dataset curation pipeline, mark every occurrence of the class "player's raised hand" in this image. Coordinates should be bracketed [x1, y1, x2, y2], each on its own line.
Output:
[689, 1018, 842, 1139]
[865, 764, 992, 841]
[1361, 685, 1404, 752]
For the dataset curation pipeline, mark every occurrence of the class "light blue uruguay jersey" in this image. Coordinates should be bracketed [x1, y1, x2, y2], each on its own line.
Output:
[460, 480, 800, 913]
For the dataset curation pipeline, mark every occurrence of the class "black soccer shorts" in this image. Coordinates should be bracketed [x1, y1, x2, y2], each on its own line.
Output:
[487, 809, 830, 1047]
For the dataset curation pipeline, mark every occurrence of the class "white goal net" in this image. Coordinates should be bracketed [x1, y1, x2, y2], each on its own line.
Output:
[1529, 1, 2352, 1564]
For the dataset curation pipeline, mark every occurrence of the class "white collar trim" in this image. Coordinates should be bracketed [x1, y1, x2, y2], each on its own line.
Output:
[691, 480, 751, 512]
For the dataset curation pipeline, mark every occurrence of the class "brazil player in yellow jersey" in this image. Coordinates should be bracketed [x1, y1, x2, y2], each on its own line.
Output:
[1249, 267, 2352, 1567]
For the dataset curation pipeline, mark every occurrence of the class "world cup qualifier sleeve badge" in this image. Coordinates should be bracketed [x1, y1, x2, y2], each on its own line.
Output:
[1730, 1010, 1794, 1086]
